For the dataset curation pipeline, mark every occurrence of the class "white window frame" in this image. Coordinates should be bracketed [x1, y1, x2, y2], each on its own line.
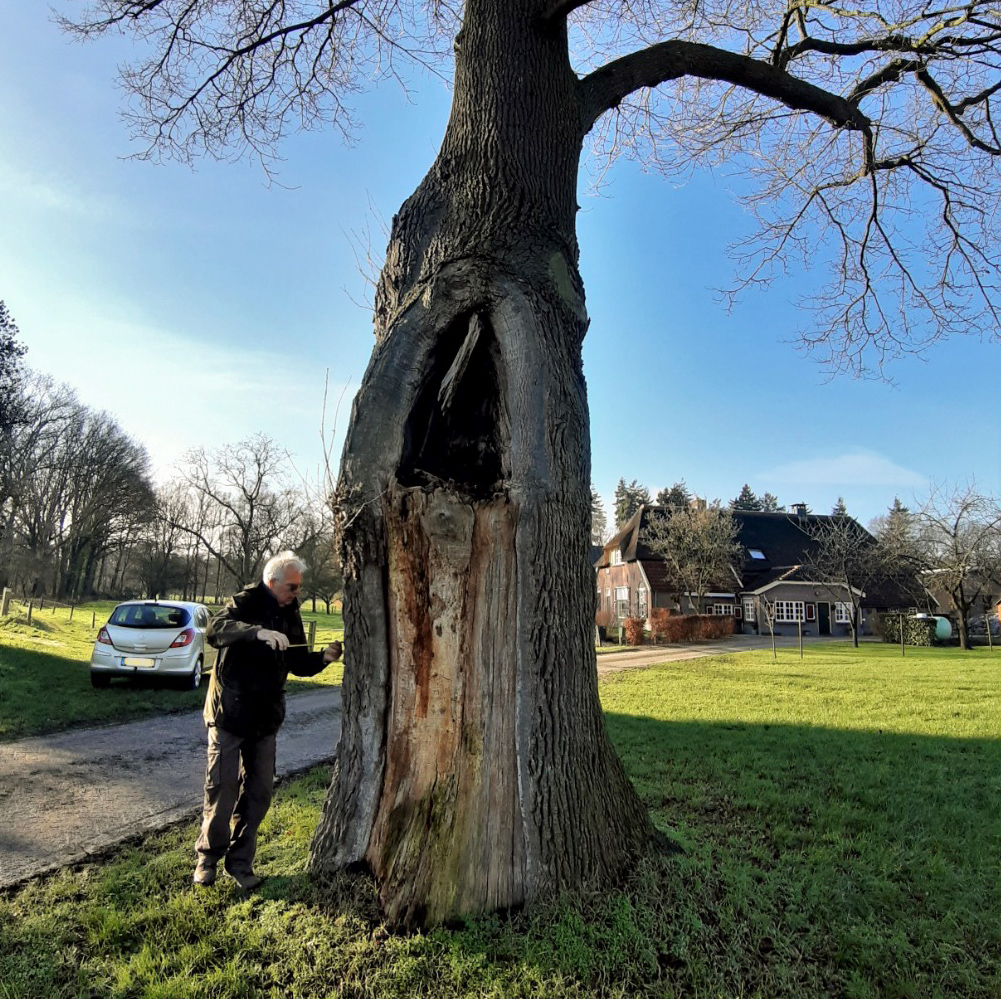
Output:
[711, 603, 734, 616]
[834, 601, 853, 624]
[611, 550, 623, 566]
[614, 586, 630, 619]
[743, 598, 756, 622]
[637, 586, 648, 618]
[775, 600, 805, 623]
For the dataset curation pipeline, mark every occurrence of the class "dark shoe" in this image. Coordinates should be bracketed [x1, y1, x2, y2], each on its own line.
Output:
[193, 862, 217, 886]
[225, 866, 262, 890]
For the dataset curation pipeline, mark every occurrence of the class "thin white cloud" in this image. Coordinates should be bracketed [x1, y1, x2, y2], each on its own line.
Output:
[0, 160, 119, 219]
[759, 451, 926, 489]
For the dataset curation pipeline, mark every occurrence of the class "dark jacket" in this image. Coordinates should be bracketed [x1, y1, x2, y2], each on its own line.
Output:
[203, 581, 327, 738]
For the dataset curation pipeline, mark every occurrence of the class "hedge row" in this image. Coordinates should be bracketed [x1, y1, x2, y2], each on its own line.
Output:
[646, 609, 735, 644]
[878, 613, 939, 646]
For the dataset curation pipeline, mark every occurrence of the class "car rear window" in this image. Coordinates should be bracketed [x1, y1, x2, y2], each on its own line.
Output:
[109, 604, 192, 629]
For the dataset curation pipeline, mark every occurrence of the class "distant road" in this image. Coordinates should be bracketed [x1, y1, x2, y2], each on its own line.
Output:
[595, 633, 849, 674]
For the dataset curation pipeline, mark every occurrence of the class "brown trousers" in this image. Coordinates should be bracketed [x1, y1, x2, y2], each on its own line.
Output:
[194, 726, 277, 873]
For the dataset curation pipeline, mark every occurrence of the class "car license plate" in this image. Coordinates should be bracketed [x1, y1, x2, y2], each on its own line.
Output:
[123, 657, 156, 669]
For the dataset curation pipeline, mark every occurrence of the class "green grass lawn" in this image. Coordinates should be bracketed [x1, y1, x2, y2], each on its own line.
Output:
[2, 642, 999, 998]
[0, 602, 344, 741]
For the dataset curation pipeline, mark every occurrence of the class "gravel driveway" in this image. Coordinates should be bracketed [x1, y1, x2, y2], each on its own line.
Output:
[0, 688, 342, 889]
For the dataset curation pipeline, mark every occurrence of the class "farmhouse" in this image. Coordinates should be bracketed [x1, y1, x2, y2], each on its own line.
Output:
[595, 504, 905, 637]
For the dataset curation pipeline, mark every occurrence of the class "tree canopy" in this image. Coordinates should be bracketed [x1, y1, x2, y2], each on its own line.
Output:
[656, 481, 692, 510]
[0, 300, 27, 435]
[730, 484, 762, 511]
[614, 478, 652, 527]
[63, 0, 1001, 373]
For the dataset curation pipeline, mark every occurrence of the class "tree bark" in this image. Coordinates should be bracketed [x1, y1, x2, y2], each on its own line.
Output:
[309, 0, 656, 928]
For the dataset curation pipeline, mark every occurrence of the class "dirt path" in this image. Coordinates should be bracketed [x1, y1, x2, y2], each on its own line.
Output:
[0, 688, 341, 889]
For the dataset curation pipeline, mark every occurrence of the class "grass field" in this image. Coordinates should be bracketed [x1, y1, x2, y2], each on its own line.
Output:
[0, 601, 344, 741]
[1, 643, 999, 998]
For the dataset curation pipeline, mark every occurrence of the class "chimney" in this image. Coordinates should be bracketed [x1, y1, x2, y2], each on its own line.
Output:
[791, 502, 808, 520]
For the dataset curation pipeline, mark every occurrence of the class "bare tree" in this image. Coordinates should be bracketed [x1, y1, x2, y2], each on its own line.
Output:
[2, 376, 154, 598]
[65, 0, 1001, 927]
[643, 503, 743, 613]
[800, 514, 882, 647]
[135, 483, 196, 598]
[175, 434, 309, 587]
[0, 374, 73, 589]
[915, 483, 1001, 650]
[298, 519, 343, 614]
[758, 593, 778, 660]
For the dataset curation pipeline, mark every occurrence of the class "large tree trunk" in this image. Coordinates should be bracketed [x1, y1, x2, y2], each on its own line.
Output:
[308, 0, 656, 928]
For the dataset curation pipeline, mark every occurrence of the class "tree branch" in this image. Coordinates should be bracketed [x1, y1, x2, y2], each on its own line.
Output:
[579, 40, 872, 137]
[916, 67, 1001, 154]
[541, 0, 595, 27]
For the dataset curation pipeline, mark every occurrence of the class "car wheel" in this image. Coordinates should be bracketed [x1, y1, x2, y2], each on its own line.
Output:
[188, 656, 204, 690]
[90, 672, 111, 689]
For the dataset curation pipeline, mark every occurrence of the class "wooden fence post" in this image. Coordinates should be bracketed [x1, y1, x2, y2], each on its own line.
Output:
[0, 588, 10, 617]
[69, 604, 75, 622]
[27, 600, 33, 626]
[91, 611, 96, 628]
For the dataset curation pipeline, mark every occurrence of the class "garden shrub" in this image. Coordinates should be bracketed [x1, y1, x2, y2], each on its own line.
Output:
[649, 607, 675, 643]
[623, 617, 646, 645]
[698, 615, 735, 639]
[879, 613, 938, 645]
[648, 609, 734, 642]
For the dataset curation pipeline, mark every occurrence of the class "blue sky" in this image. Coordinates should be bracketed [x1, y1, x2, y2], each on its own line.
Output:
[2, 6, 998, 528]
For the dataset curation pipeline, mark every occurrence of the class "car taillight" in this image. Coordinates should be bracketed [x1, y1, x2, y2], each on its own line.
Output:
[171, 628, 195, 648]
[97, 627, 112, 645]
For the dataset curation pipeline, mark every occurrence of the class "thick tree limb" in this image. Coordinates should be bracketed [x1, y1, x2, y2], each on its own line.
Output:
[541, 0, 595, 27]
[579, 40, 871, 137]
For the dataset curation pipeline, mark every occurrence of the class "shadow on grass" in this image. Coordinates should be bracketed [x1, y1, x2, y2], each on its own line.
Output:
[432, 713, 1001, 998]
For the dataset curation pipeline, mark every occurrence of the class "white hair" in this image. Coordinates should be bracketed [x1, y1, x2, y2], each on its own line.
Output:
[262, 551, 307, 585]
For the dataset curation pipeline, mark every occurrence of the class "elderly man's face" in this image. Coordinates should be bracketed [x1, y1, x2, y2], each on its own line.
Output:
[269, 569, 303, 607]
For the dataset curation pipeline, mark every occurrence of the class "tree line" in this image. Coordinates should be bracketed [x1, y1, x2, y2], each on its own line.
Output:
[598, 479, 807, 538]
[0, 302, 340, 606]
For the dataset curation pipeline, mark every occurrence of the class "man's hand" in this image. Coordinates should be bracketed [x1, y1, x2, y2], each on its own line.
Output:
[322, 640, 343, 664]
[257, 628, 290, 651]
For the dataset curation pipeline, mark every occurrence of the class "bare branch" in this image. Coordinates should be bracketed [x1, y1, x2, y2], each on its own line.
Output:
[580, 39, 872, 135]
[60, 0, 457, 167]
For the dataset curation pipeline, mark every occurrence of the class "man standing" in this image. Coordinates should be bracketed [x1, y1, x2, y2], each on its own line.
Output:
[194, 551, 342, 889]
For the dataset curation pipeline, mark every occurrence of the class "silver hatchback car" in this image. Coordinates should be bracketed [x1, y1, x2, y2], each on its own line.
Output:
[89, 600, 213, 689]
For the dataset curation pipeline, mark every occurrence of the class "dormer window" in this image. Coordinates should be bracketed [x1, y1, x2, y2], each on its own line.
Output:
[611, 549, 623, 566]
[748, 549, 766, 560]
